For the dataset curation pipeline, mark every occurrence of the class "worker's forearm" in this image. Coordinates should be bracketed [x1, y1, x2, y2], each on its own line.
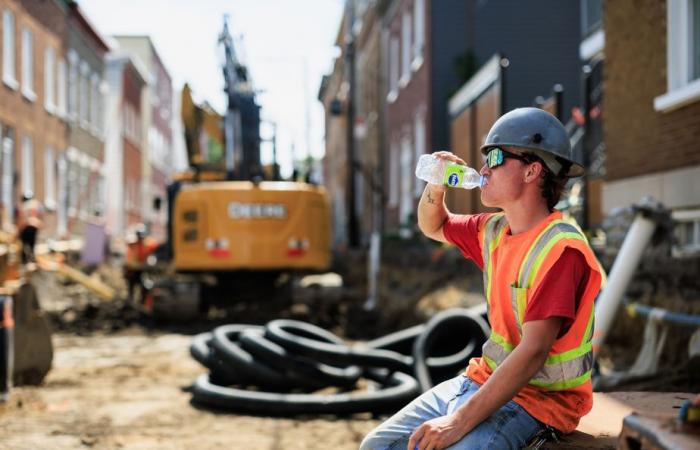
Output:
[453, 343, 549, 432]
[417, 184, 448, 236]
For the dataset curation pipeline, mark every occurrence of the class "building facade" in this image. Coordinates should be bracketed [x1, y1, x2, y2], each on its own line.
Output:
[352, 0, 384, 244]
[113, 36, 173, 241]
[603, 0, 700, 255]
[318, 23, 348, 247]
[447, 0, 583, 216]
[104, 53, 147, 246]
[0, 0, 68, 236]
[382, 0, 431, 233]
[64, 2, 108, 238]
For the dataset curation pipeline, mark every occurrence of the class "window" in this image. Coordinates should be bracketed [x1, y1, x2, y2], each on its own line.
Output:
[95, 171, 105, 217]
[88, 160, 102, 217]
[672, 209, 700, 256]
[90, 73, 99, 134]
[44, 47, 56, 113]
[413, 0, 424, 69]
[388, 36, 399, 102]
[389, 139, 399, 207]
[414, 111, 426, 197]
[2, 10, 17, 89]
[655, 0, 700, 111]
[98, 80, 107, 136]
[79, 154, 89, 219]
[399, 134, 413, 225]
[21, 28, 35, 101]
[57, 155, 67, 235]
[57, 58, 67, 117]
[0, 127, 14, 229]
[79, 61, 89, 128]
[67, 50, 78, 121]
[21, 135, 33, 198]
[44, 146, 55, 209]
[694, 0, 700, 79]
[400, 11, 412, 86]
[67, 148, 78, 217]
[581, 0, 603, 38]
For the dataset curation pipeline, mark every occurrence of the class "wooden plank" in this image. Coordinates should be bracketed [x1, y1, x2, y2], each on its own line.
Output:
[545, 392, 696, 449]
[56, 264, 115, 301]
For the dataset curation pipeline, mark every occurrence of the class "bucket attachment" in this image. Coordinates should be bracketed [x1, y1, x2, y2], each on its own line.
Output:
[12, 282, 53, 385]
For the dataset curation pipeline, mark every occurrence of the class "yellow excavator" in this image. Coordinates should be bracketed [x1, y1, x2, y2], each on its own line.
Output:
[144, 19, 331, 320]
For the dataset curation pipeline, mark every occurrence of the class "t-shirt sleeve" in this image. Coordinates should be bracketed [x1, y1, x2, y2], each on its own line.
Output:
[523, 247, 591, 337]
[443, 213, 488, 269]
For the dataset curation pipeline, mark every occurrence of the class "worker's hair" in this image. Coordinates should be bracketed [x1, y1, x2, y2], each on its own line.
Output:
[522, 154, 567, 211]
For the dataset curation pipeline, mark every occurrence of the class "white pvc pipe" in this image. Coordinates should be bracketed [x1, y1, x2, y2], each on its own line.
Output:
[364, 231, 381, 311]
[592, 212, 657, 356]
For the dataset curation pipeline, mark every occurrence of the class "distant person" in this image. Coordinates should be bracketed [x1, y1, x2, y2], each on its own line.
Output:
[361, 108, 604, 449]
[16, 193, 44, 265]
[124, 224, 158, 303]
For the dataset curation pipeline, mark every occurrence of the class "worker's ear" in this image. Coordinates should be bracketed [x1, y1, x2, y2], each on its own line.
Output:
[524, 161, 544, 183]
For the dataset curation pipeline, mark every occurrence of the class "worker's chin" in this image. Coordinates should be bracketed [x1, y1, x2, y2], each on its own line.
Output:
[480, 191, 496, 208]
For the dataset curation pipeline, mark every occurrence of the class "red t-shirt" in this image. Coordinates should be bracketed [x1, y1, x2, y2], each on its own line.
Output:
[443, 213, 590, 336]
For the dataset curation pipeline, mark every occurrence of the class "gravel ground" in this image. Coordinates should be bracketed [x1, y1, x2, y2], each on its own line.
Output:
[0, 330, 381, 450]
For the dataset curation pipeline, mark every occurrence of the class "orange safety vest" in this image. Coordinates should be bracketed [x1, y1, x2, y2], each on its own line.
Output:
[465, 211, 605, 433]
[126, 237, 159, 268]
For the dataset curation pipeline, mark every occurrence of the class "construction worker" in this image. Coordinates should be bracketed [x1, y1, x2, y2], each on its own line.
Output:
[124, 224, 158, 303]
[16, 193, 44, 265]
[361, 108, 604, 450]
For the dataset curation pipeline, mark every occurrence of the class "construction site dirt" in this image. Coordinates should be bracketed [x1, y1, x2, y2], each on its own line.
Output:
[1, 241, 698, 449]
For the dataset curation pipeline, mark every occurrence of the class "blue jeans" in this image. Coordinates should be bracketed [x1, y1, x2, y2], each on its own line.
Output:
[360, 375, 543, 450]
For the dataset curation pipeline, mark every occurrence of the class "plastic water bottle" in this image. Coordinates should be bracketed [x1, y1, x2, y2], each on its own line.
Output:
[415, 154, 482, 189]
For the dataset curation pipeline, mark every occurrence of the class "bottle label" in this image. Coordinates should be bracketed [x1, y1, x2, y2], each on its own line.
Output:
[443, 162, 466, 187]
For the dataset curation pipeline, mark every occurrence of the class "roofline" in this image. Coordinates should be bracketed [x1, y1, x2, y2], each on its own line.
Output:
[106, 51, 149, 85]
[113, 35, 173, 83]
[68, 1, 111, 52]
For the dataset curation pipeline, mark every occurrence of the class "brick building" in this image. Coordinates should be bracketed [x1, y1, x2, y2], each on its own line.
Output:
[382, 0, 432, 233]
[602, 0, 700, 255]
[0, 0, 68, 236]
[104, 52, 147, 246]
[352, 1, 383, 244]
[113, 36, 174, 241]
[64, 2, 108, 238]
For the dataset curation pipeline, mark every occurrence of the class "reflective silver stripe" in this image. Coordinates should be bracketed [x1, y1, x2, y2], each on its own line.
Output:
[509, 285, 521, 334]
[532, 351, 593, 386]
[482, 214, 507, 297]
[518, 222, 582, 288]
[482, 337, 509, 364]
[482, 336, 593, 388]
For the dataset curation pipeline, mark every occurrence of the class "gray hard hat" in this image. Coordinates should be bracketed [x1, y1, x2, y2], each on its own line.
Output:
[480, 107, 583, 178]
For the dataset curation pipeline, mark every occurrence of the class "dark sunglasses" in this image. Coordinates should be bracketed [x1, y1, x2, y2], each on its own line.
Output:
[485, 147, 531, 169]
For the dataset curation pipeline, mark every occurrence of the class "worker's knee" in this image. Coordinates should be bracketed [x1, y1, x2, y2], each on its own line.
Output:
[359, 429, 408, 450]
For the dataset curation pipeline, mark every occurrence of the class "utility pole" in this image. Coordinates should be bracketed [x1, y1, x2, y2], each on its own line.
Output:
[553, 84, 563, 122]
[345, 0, 359, 248]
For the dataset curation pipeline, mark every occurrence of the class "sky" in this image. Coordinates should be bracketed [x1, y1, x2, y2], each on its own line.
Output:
[79, 0, 344, 177]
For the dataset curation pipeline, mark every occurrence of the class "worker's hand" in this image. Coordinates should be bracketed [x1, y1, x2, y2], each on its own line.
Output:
[432, 151, 467, 166]
[407, 414, 468, 450]
[425, 151, 467, 194]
